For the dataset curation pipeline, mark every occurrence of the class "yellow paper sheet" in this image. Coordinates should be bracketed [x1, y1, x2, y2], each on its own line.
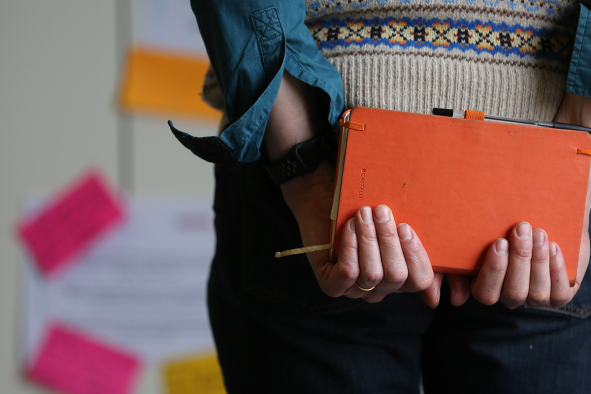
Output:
[119, 46, 220, 121]
[163, 352, 226, 394]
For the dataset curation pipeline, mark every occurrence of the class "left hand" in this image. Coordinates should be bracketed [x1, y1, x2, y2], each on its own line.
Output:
[446, 93, 591, 308]
[473, 223, 587, 309]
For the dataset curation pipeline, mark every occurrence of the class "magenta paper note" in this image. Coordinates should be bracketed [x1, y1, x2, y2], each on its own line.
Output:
[17, 170, 125, 277]
[28, 323, 140, 394]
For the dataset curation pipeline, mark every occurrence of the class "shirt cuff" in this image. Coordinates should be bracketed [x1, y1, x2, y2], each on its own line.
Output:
[566, 4, 591, 97]
[170, 3, 344, 167]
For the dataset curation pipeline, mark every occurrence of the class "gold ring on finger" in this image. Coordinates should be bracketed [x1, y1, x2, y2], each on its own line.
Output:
[354, 282, 376, 292]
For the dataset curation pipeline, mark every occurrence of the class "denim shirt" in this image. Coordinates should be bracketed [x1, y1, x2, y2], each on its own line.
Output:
[568, 4, 591, 97]
[170, 2, 591, 167]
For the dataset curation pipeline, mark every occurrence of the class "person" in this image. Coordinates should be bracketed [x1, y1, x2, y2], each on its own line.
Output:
[169, 1, 591, 392]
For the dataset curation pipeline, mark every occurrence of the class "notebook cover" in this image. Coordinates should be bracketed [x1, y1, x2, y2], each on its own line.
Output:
[331, 107, 591, 283]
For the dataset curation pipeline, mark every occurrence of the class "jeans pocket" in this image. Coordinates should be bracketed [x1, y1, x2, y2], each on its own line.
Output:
[237, 163, 363, 315]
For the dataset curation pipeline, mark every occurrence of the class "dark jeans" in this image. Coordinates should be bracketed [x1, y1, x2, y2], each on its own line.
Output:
[208, 163, 591, 394]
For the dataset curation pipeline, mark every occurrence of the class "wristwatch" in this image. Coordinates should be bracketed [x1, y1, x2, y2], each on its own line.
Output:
[264, 132, 337, 185]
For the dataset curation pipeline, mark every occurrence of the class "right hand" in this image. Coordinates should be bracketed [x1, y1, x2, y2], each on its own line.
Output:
[265, 71, 440, 306]
[281, 161, 442, 307]
[334, 204, 441, 304]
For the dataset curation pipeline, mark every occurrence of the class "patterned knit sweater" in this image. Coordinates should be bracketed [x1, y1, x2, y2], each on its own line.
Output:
[303, 0, 583, 120]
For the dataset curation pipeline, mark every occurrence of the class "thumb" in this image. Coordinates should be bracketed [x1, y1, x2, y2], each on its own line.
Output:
[448, 274, 472, 306]
[419, 272, 444, 308]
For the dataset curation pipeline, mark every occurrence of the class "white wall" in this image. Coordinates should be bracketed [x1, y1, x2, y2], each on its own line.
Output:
[0, 2, 217, 393]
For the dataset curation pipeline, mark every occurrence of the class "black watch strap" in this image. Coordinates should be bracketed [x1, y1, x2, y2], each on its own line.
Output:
[264, 133, 335, 185]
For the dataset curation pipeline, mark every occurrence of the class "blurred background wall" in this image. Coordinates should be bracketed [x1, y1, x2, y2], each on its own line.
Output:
[0, 1, 218, 392]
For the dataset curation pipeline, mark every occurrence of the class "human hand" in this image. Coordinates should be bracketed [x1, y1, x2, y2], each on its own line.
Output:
[443, 222, 589, 309]
[265, 71, 441, 306]
[281, 161, 441, 307]
[447, 93, 591, 308]
[469, 222, 588, 309]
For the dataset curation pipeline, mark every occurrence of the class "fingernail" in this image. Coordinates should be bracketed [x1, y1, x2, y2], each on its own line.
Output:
[349, 218, 355, 232]
[434, 289, 440, 308]
[516, 222, 532, 240]
[495, 239, 508, 255]
[533, 231, 545, 247]
[360, 207, 372, 223]
[397, 223, 412, 240]
[550, 242, 558, 256]
[374, 205, 391, 223]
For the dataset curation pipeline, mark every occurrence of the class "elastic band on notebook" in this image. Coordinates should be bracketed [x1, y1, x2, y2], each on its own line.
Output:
[577, 149, 591, 157]
[339, 118, 365, 131]
[275, 243, 333, 258]
[465, 110, 485, 121]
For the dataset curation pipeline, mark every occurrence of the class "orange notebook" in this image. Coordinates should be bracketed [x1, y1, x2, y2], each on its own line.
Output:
[330, 107, 591, 284]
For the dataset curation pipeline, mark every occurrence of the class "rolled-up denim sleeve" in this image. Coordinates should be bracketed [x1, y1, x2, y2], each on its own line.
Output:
[566, 4, 591, 97]
[169, 0, 344, 166]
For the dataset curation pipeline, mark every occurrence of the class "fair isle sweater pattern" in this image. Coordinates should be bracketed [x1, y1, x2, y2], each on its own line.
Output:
[306, 17, 572, 65]
[304, 0, 579, 71]
[306, 0, 575, 18]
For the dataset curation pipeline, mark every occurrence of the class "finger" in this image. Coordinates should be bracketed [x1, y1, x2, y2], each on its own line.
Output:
[549, 242, 574, 308]
[323, 218, 359, 298]
[354, 207, 383, 291]
[397, 224, 433, 292]
[448, 274, 472, 306]
[472, 239, 509, 305]
[370, 205, 407, 298]
[526, 229, 551, 307]
[419, 272, 444, 308]
[501, 222, 532, 309]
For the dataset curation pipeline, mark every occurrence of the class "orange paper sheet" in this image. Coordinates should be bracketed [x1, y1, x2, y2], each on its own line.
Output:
[119, 46, 220, 120]
[333, 107, 591, 283]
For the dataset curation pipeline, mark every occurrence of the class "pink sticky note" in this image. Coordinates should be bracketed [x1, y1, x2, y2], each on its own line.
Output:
[28, 323, 140, 394]
[17, 170, 125, 277]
